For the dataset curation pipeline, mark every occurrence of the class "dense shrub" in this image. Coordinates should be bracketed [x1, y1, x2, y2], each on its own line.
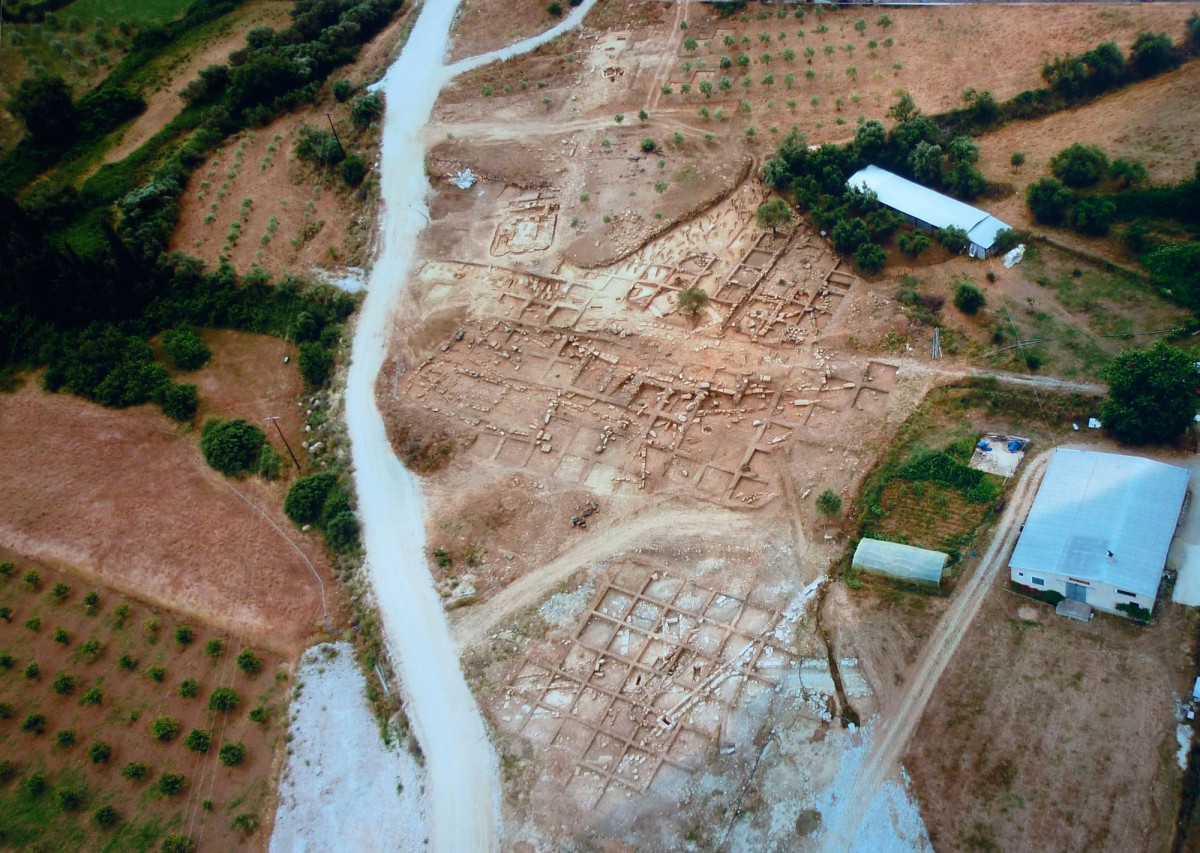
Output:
[120, 761, 147, 780]
[323, 511, 360, 551]
[219, 742, 247, 767]
[295, 126, 344, 167]
[157, 772, 186, 795]
[953, 282, 986, 315]
[298, 342, 333, 387]
[200, 418, 266, 476]
[934, 226, 969, 253]
[149, 716, 179, 742]
[1050, 143, 1108, 188]
[208, 686, 241, 711]
[285, 473, 339, 525]
[235, 649, 262, 675]
[161, 328, 211, 370]
[341, 154, 367, 187]
[853, 242, 887, 274]
[349, 93, 383, 128]
[1026, 177, 1073, 225]
[1066, 196, 1115, 236]
[7, 74, 76, 145]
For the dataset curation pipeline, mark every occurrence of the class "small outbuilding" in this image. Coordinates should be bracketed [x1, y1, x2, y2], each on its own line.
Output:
[852, 538, 950, 586]
[845, 165, 1011, 258]
[1010, 449, 1190, 618]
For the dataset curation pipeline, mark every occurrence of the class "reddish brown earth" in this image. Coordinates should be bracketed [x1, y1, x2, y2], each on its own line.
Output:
[0, 555, 292, 851]
[0, 338, 343, 656]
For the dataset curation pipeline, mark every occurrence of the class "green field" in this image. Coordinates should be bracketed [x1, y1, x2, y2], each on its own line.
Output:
[63, 0, 194, 27]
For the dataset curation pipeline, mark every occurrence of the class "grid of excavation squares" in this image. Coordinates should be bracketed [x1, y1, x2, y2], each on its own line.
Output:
[505, 573, 796, 805]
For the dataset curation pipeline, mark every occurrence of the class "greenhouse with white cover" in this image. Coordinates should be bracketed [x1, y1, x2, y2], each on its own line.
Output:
[852, 538, 950, 586]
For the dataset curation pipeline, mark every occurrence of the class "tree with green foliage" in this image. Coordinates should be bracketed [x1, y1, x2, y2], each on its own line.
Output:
[161, 328, 211, 370]
[935, 225, 969, 253]
[7, 75, 76, 145]
[853, 242, 887, 274]
[94, 804, 119, 828]
[324, 511, 360, 552]
[1129, 30, 1180, 78]
[1050, 142, 1108, 188]
[1109, 158, 1148, 189]
[341, 154, 367, 187]
[149, 716, 179, 742]
[1026, 177, 1073, 225]
[816, 489, 842, 517]
[1143, 243, 1200, 307]
[676, 286, 710, 317]
[295, 126, 345, 167]
[236, 649, 263, 675]
[897, 231, 931, 257]
[755, 197, 793, 233]
[161, 836, 197, 853]
[332, 80, 352, 102]
[208, 687, 241, 712]
[1010, 151, 1026, 172]
[954, 282, 986, 315]
[158, 772, 186, 796]
[185, 729, 211, 753]
[219, 742, 247, 767]
[200, 419, 266, 477]
[832, 218, 870, 255]
[298, 342, 333, 387]
[1100, 341, 1198, 445]
[285, 473, 339, 526]
[350, 93, 384, 128]
[907, 141, 942, 185]
[1066, 196, 1116, 236]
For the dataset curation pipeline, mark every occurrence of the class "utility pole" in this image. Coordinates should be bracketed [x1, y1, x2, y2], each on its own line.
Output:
[325, 112, 345, 159]
[264, 416, 301, 471]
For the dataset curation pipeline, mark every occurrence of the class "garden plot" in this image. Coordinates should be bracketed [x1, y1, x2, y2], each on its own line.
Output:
[497, 566, 861, 811]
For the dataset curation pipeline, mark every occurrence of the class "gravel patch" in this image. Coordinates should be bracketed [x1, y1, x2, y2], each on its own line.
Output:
[270, 642, 428, 852]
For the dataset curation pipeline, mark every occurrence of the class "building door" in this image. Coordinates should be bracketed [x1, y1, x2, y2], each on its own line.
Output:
[1065, 582, 1088, 603]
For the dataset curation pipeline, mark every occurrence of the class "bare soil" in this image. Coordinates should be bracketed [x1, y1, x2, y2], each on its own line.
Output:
[0, 555, 291, 851]
[170, 113, 378, 277]
[978, 60, 1200, 190]
[448, 0, 566, 63]
[374, 1, 1200, 846]
[907, 584, 1194, 852]
[0, 379, 341, 658]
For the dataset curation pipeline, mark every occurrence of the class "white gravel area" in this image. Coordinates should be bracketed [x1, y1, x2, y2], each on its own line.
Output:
[539, 582, 593, 627]
[814, 723, 931, 852]
[270, 642, 428, 853]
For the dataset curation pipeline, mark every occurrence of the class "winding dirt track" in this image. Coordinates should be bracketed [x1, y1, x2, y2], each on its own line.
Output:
[817, 449, 1052, 851]
[451, 501, 752, 649]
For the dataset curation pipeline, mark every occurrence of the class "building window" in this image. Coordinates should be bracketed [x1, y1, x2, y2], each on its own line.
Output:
[1117, 589, 1137, 597]
[1032, 577, 1045, 587]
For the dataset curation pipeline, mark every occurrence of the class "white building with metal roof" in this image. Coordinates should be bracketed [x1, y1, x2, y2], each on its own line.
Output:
[1009, 449, 1191, 618]
[846, 164, 1011, 258]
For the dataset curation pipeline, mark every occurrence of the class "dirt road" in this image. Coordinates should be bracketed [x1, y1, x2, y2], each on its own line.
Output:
[451, 501, 752, 649]
[817, 449, 1052, 851]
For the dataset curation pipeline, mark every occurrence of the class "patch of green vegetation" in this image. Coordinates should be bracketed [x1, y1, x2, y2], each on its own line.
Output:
[65, 0, 194, 26]
[851, 380, 1096, 582]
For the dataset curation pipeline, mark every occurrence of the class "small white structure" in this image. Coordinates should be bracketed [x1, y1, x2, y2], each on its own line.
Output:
[853, 538, 949, 586]
[846, 165, 1011, 258]
[1010, 449, 1190, 618]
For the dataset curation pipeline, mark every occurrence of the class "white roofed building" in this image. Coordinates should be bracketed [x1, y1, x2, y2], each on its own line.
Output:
[846, 165, 1011, 258]
[1009, 449, 1190, 618]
